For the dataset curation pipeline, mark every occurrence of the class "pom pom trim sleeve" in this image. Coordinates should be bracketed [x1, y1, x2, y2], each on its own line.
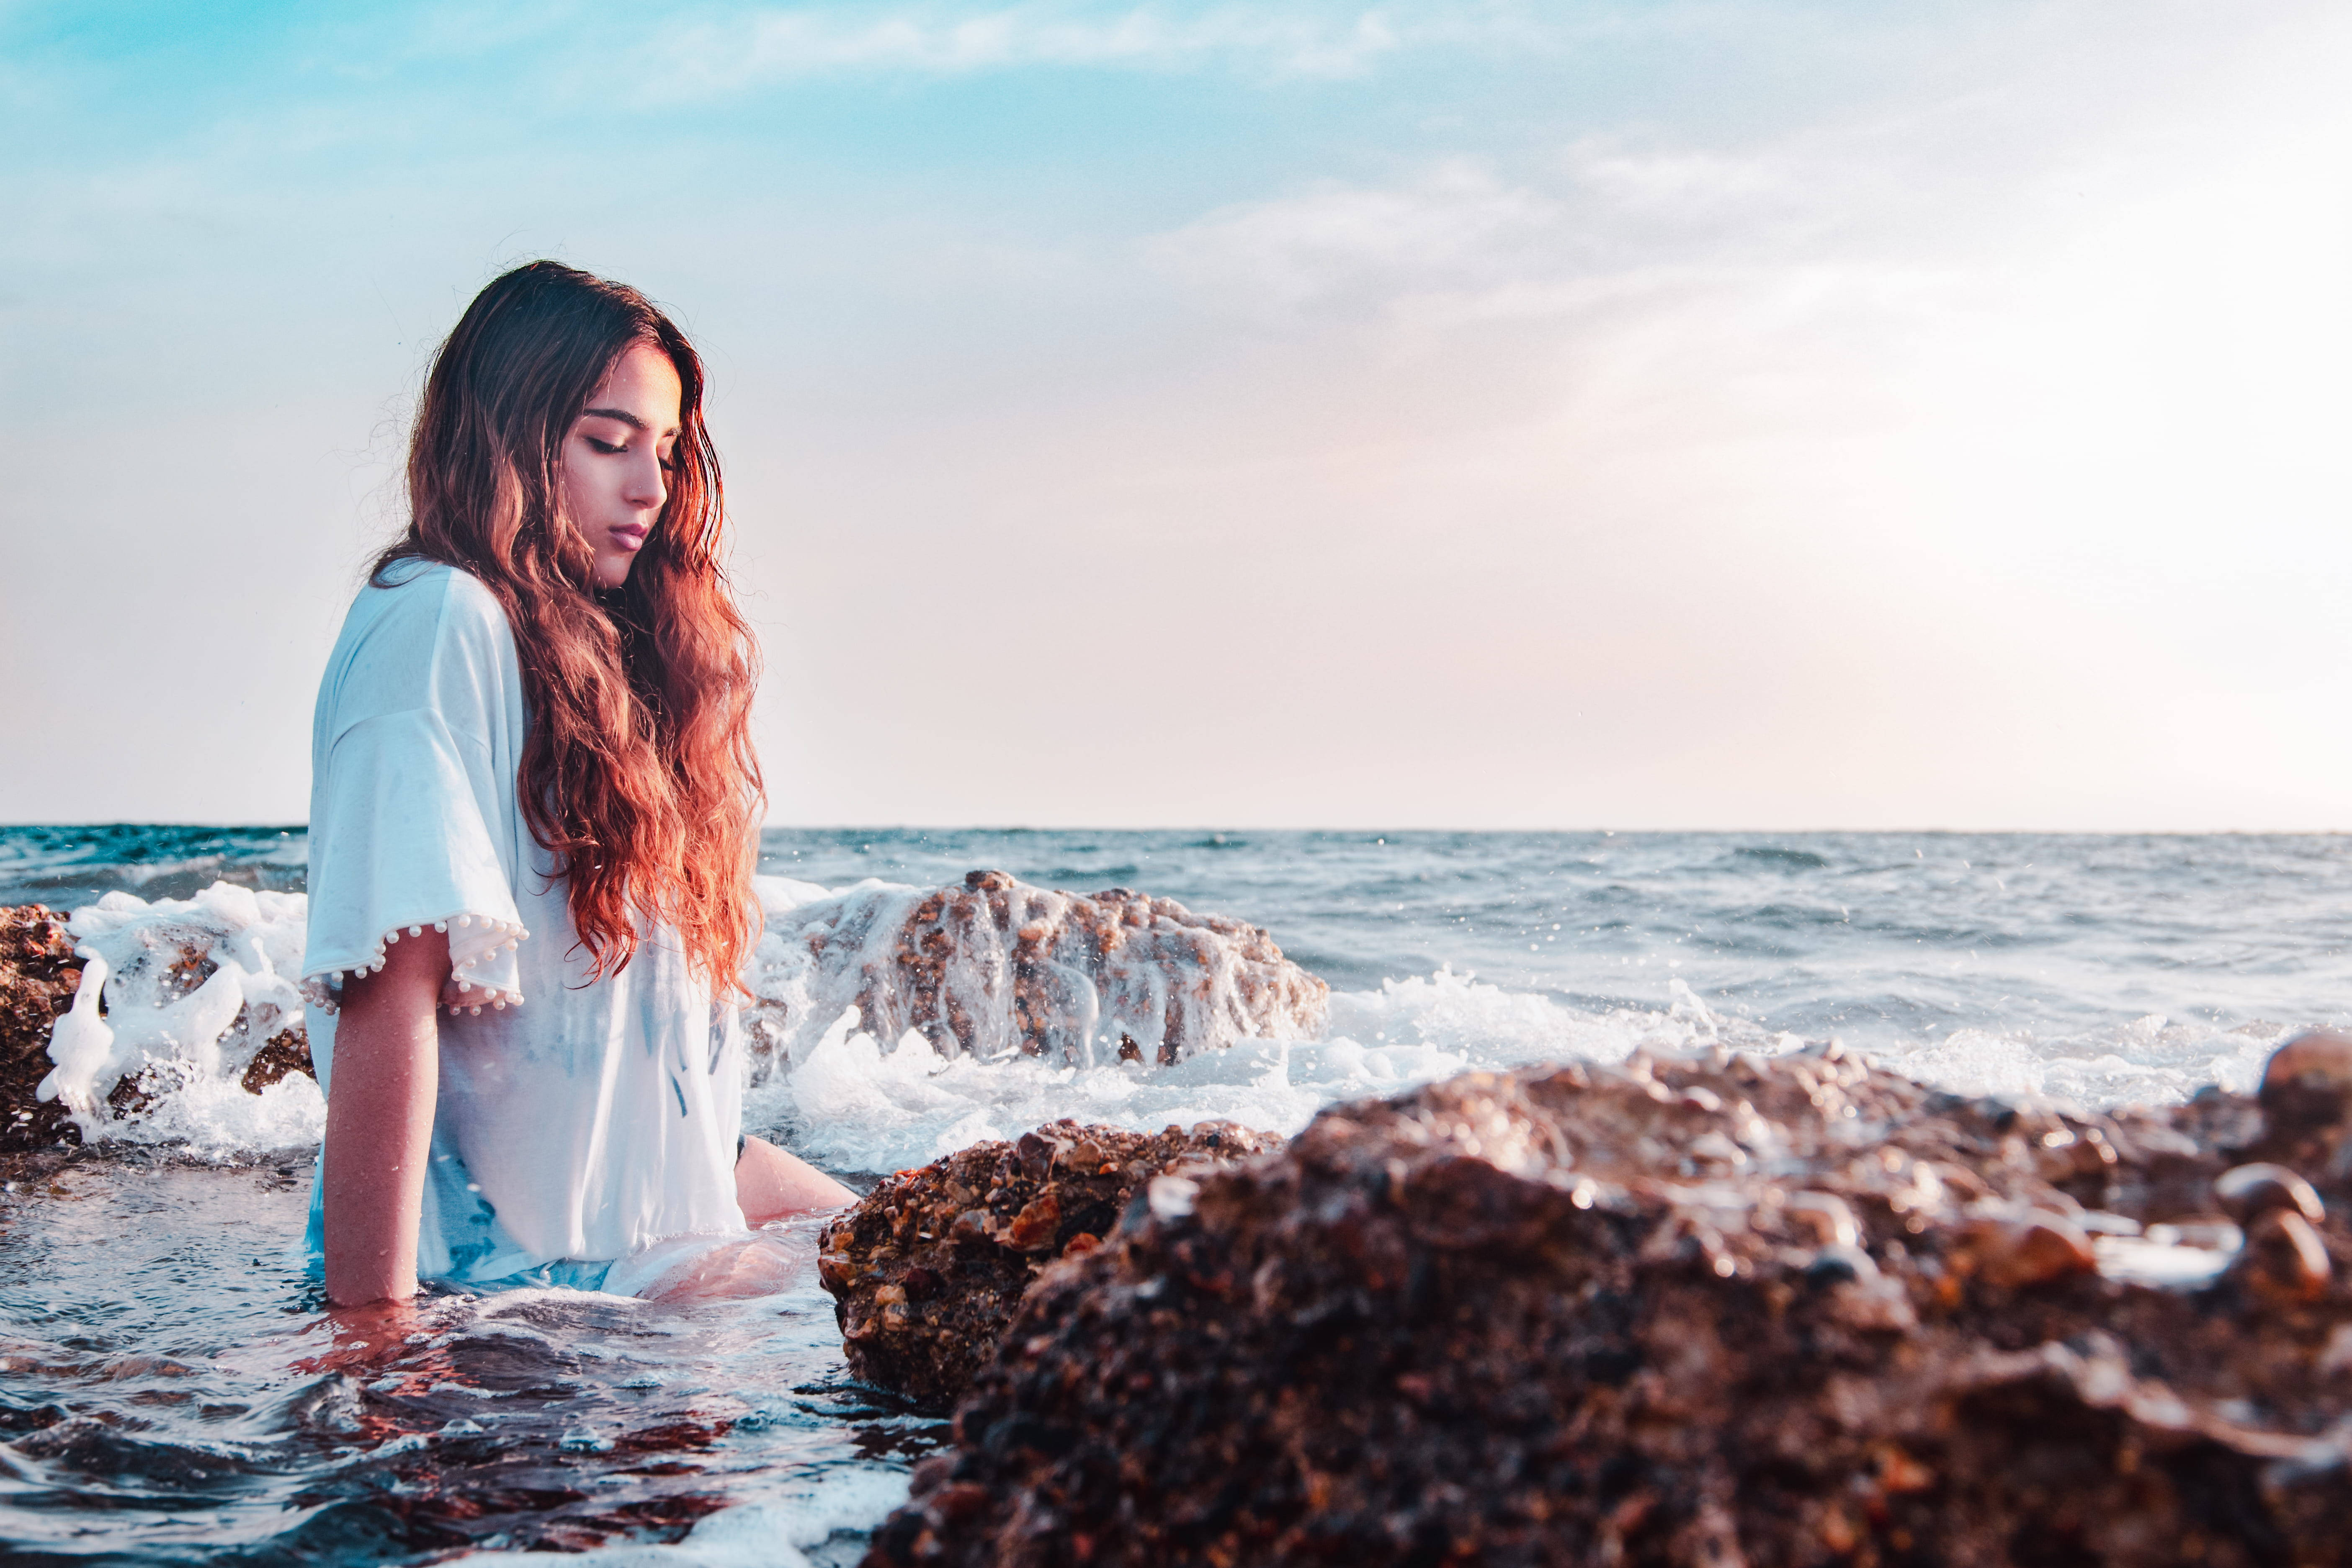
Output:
[301, 663, 530, 1011]
[301, 911, 531, 1015]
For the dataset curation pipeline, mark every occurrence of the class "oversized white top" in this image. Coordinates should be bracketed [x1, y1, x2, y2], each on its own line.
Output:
[301, 560, 747, 1293]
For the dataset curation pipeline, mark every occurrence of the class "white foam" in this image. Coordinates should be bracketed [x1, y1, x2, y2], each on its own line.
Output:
[39, 881, 2286, 1164]
[1867, 1013, 2287, 1112]
[513, 1467, 915, 1566]
[746, 965, 1745, 1174]
[39, 882, 322, 1155]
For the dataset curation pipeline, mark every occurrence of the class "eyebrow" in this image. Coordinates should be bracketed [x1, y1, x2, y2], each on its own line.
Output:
[580, 406, 680, 436]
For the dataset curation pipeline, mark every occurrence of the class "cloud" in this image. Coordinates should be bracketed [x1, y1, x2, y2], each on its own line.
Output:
[1131, 136, 1959, 466]
[1145, 161, 1578, 317]
[619, 0, 1549, 94]
[1141, 118, 2010, 333]
[1092, 37, 2352, 824]
[9, 0, 2352, 827]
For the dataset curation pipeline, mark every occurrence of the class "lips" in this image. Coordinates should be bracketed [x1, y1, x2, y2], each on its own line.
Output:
[608, 524, 649, 552]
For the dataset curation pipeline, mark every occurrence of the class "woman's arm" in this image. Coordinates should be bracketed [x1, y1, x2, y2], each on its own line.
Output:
[737, 1135, 855, 1220]
[322, 929, 450, 1306]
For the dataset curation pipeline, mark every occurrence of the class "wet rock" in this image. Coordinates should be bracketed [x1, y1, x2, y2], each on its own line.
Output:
[744, 873, 1327, 1072]
[2229, 1035, 2352, 1200]
[1, 906, 83, 1152]
[2104, 1089, 2260, 1219]
[2232, 1209, 2332, 1306]
[866, 1045, 2352, 1568]
[1954, 1209, 2098, 1290]
[2259, 1028, 2352, 1130]
[1782, 1189, 1860, 1246]
[818, 1119, 1281, 1411]
[2213, 1161, 2326, 1227]
[236, 1028, 315, 1094]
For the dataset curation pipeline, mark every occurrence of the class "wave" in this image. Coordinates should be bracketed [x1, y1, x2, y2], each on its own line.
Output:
[22, 880, 2295, 1167]
[1725, 845, 1834, 870]
[37, 882, 324, 1156]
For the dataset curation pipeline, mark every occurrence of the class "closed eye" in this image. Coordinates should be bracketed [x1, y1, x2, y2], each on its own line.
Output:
[585, 435, 676, 470]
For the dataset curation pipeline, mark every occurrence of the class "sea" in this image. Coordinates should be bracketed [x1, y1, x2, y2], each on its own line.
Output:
[4, 824, 2350, 1564]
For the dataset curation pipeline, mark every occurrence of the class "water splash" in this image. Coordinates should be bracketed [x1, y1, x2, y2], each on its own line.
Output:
[38, 882, 321, 1154]
[27, 878, 2309, 1167]
[741, 871, 1327, 1075]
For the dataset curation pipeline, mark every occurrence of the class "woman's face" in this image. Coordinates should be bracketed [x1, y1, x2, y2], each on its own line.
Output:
[561, 342, 684, 589]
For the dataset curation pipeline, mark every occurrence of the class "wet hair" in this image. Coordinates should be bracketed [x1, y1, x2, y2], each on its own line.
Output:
[375, 260, 762, 991]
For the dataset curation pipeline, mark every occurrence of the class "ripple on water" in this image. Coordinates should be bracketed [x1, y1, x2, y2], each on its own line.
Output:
[10, 828, 2352, 1558]
[0, 1153, 925, 1564]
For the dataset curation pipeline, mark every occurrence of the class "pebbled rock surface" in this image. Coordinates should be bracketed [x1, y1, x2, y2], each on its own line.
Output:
[747, 871, 1327, 1071]
[868, 1040, 2352, 1567]
[2, 906, 84, 1152]
[820, 1119, 1282, 1412]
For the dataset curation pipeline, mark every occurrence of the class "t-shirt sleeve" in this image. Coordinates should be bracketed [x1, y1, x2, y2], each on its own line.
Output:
[303, 570, 529, 1014]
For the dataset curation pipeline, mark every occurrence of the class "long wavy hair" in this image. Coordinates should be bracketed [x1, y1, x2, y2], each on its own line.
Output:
[374, 260, 763, 991]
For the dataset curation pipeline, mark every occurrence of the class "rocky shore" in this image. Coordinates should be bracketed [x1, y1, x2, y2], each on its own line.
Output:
[863, 1038, 2352, 1567]
[19, 877, 2352, 1562]
[2, 905, 87, 1152]
[819, 1118, 1283, 1411]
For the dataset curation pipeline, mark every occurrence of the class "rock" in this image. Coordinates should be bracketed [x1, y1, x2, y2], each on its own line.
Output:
[866, 1046, 2352, 1568]
[2102, 1090, 2258, 1219]
[2259, 1028, 2352, 1130]
[1782, 1190, 1860, 1246]
[1, 906, 84, 1152]
[1954, 1210, 2098, 1289]
[818, 1119, 1281, 1411]
[745, 872, 1328, 1071]
[236, 1028, 316, 1095]
[2213, 1161, 2326, 1227]
[2233, 1209, 2332, 1306]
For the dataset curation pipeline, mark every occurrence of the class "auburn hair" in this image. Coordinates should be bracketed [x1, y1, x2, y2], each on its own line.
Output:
[374, 260, 763, 991]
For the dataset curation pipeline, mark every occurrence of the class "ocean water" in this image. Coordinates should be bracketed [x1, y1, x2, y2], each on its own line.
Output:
[5, 825, 2351, 1563]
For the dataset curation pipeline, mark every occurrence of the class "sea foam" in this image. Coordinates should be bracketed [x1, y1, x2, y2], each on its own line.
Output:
[39, 882, 323, 1154]
[36, 878, 2293, 1166]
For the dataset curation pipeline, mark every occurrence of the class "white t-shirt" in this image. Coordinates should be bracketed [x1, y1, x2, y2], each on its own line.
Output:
[301, 559, 747, 1293]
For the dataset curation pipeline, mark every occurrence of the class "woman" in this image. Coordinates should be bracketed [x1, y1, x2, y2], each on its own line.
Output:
[301, 261, 851, 1307]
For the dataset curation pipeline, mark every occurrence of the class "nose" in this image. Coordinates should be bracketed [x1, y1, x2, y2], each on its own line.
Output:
[622, 448, 667, 511]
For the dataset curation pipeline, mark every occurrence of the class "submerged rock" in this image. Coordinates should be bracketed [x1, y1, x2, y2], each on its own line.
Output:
[2, 906, 84, 1152]
[744, 871, 1327, 1072]
[819, 1119, 1281, 1411]
[867, 1041, 2352, 1567]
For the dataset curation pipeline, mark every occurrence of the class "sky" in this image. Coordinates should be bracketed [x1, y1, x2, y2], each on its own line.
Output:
[3, 0, 2349, 830]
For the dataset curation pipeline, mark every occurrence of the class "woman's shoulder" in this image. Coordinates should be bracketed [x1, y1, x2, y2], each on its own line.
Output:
[350, 559, 513, 653]
[318, 559, 519, 731]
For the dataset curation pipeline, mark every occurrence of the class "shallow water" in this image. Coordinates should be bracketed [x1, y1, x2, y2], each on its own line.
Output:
[5, 826, 2352, 1560]
[0, 1156, 920, 1566]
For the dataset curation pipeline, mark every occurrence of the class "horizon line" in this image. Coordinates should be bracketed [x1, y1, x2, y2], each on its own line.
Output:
[4, 821, 2350, 839]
